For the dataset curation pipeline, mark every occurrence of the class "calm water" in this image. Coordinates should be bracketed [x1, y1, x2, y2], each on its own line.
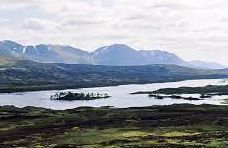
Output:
[0, 79, 228, 110]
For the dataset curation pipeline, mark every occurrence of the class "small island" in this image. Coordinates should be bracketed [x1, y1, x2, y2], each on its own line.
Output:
[51, 92, 111, 101]
[148, 94, 201, 100]
[132, 85, 228, 95]
[131, 85, 228, 101]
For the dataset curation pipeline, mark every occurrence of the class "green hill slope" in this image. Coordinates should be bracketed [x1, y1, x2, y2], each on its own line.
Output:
[0, 60, 228, 92]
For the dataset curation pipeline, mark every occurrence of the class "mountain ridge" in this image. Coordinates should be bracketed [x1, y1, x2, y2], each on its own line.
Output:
[0, 40, 225, 69]
[188, 60, 226, 69]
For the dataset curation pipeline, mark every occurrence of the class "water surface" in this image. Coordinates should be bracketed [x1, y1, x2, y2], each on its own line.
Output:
[0, 79, 228, 110]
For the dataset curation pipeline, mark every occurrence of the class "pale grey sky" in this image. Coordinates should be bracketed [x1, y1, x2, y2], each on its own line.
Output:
[0, 0, 228, 64]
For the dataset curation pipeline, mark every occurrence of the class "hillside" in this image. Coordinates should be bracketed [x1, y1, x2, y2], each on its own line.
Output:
[0, 59, 228, 92]
[0, 56, 21, 66]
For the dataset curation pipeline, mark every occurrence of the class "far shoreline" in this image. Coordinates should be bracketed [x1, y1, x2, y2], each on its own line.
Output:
[0, 78, 227, 94]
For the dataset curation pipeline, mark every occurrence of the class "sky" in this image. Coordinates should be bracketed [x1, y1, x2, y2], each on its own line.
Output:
[0, 0, 228, 65]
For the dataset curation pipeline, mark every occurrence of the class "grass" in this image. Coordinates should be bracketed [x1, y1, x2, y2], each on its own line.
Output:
[162, 131, 200, 137]
[1, 104, 228, 147]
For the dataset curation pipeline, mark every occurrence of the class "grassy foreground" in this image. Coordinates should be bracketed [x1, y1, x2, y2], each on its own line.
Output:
[1, 104, 228, 147]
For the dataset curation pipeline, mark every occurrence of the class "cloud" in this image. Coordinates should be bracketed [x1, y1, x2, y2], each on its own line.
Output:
[1, 0, 228, 64]
[0, 18, 9, 23]
[0, 0, 36, 10]
[22, 18, 53, 30]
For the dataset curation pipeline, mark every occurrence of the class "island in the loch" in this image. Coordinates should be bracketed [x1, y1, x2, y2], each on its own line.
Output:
[50, 92, 111, 101]
[131, 85, 228, 101]
[148, 94, 202, 100]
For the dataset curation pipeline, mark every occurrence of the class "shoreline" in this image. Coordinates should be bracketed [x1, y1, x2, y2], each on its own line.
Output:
[0, 78, 226, 94]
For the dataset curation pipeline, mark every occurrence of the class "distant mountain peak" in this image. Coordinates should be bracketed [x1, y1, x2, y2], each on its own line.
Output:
[108, 44, 132, 48]
[96, 44, 135, 52]
[0, 40, 22, 47]
[1, 40, 17, 44]
[90, 44, 189, 66]
[0, 40, 90, 64]
[189, 60, 226, 69]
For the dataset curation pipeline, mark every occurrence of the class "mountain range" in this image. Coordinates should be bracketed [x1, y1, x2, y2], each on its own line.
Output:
[0, 40, 225, 69]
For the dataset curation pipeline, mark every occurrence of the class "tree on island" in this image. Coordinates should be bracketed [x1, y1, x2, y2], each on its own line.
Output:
[51, 92, 110, 101]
